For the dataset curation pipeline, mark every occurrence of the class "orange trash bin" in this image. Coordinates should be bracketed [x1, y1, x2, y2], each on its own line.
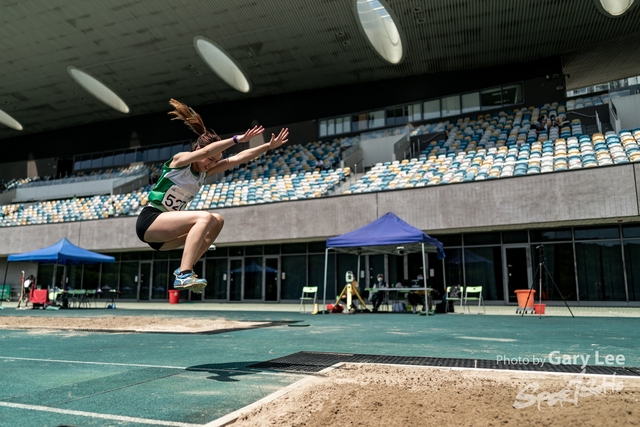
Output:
[168, 289, 180, 304]
[514, 289, 535, 314]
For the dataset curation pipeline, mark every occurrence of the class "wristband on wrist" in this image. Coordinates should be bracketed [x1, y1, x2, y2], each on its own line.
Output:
[233, 135, 239, 144]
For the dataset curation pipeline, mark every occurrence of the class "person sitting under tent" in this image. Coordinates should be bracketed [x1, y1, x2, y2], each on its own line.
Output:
[408, 274, 428, 313]
[370, 273, 387, 312]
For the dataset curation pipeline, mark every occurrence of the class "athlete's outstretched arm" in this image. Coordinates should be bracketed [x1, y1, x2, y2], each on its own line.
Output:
[206, 128, 289, 175]
[171, 126, 265, 168]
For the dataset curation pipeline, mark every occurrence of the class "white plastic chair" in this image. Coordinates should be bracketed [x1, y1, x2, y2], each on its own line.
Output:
[299, 286, 318, 313]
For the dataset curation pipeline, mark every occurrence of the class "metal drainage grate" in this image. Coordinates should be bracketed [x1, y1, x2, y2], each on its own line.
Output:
[249, 351, 640, 377]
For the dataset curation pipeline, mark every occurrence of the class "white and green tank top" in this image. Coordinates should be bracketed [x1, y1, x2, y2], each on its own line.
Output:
[148, 157, 206, 212]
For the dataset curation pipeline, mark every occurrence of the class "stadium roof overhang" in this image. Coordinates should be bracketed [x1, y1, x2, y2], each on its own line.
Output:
[1, 0, 639, 138]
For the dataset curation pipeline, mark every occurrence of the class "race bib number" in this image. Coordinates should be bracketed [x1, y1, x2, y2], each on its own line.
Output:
[161, 185, 196, 211]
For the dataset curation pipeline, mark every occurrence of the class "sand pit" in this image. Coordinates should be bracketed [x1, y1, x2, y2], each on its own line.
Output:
[232, 364, 640, 427]
[0, 315, 266, 333]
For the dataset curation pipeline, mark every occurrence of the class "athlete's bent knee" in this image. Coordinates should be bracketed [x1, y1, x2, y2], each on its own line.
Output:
[211, 213, 224, 229]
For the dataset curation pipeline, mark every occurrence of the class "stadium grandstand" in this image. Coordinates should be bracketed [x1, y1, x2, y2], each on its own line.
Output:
[2, 0, 640, 307]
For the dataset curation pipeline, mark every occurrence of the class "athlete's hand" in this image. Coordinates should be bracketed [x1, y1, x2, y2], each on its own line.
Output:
[237, 125, 264, 143]
[268, 128, 289, 149]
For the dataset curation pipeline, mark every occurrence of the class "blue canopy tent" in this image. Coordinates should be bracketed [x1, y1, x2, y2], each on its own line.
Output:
[3, 238, 115, 295]
[323, 212, 445, 313]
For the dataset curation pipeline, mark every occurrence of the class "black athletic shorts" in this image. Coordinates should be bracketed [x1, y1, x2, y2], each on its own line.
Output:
[136, 206, 164, 251]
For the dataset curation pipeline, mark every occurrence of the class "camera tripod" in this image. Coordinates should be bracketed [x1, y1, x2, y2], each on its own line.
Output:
[522, 245, 574, 318]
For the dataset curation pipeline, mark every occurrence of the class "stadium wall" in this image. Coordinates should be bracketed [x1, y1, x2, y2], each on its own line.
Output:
[0, 163, 638, 257]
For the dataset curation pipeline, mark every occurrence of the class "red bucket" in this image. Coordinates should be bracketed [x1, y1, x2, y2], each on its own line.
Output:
[168, 290, 180, 304]
[534, 303, 546, 315]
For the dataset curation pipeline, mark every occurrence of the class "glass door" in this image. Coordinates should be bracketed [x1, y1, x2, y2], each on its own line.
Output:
[138, 261, 152, 301]
[205, 258, 228, 300]
[502, 245, 532, 303]
[244, 257, 263, 300]
[229, 258, 243, 301]
[264, 257, 280, 302]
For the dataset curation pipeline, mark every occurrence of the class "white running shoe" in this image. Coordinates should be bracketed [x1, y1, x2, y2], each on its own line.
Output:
[173, 269, 207, 294]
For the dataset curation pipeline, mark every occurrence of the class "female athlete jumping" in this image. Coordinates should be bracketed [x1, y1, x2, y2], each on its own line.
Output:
[135, 99, 289, 293]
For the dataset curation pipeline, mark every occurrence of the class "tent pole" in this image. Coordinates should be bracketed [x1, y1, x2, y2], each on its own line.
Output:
[52, 263, 57, 289]
[0, 263, 8, 308]
[442, 258, 446, 290]
[323, 248, 329, 314]
[421, 243, 428, 317]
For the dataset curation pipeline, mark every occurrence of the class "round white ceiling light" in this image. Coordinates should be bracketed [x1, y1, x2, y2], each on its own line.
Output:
[67, 66, 130, 113]
[355, 0, 404, 64]
[0, 109, 23, 131]
[595, 0, 636, 16]
[193, 36, 252, 93]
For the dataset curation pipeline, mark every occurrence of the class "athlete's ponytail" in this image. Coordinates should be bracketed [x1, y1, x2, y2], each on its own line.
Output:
[168, 99, 221, 150]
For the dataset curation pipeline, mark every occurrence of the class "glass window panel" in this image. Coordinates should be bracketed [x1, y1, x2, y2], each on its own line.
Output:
[386, 107, 396, 127]
[441, 95, 461, 117]
[281, 243, 306, 254]
[336, 117, 343, 134]
[574, 226, 620, 240]
[368, 254, 386, 291]
[139, 251, 153, 260]
[308, 241, 326, 253]
[353, 114, 367, 132]
[530, 229, 572, 242]
[152, 261, 168, 299]
[66, 265, 82, 289]
[154, 251, 169, 260]
[531, 243, 577, 301]
[205, 258, 228, 300]
[209, 246, 228, 257]
[120, 252, 139, 261]
[622, 225, 640, 238]
[423, 99, 440, 120]
[463, 247, 503, 301]
[461, 92, 480, 114]
[342, 116, 351, 133]
[480, 87, 502, 109]
[243, 256, 263, 300]
[337, 253, 360, 294]
[502, 83, 523, 105]
[229, 247, 244, 256]
[38, 265, 53, 289]
[369, 110, 385, 128]
[321, 252, 337, 300]
[431, 234, 462, 246]
[327, 119, 335, 135]
[83, 264, 100, 289]
[119, 262, 138, 299]
[264, 258, 279, 301]
[169, 249, 183, 259]
[407, 252, 425, 285]
[575, 241, 626, 301]
[398, 106, 409, 125]
[427, 252, 446, 299]
[463, 232, 500, 246]
[102, 263, 119, 290]
[245, 245, 263, 256]
[388, 254, 404, 286]
[228, 259, 242, 300]
[281, 255, 306, 300]
[502, 231, 529, 244]
[444, 248, 464, 288]
[624, 240, 640, 301]
[408, 103, 421, 122]
[264, 244, 280, 255]
[309, 254, 334, 300]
